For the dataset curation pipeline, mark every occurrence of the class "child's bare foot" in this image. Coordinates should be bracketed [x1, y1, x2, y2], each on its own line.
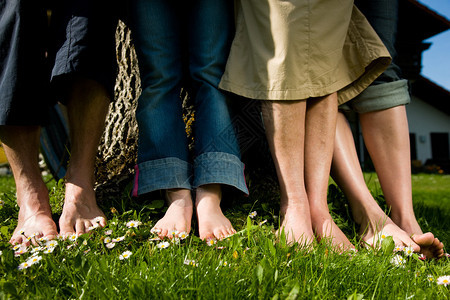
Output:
[195, 184, 235, 241]
[59, 182, 106, 237]
[278, 201, 315, 247]
[10, 184, 57, 246]
[151, 188, 193, 238]
[310, 210, 354, 252]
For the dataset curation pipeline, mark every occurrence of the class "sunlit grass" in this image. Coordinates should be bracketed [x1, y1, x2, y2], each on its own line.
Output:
[0, 173, 449, 299]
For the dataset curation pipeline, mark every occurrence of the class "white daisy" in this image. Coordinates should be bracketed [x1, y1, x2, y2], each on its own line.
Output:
[168, 230, 179, 237]
[27, 255, 42, 265]
[105, 230, 113, 236]
[126, 220, 142, 228]
[119, 250, 132, 260]
[403, 246, 414, 257]
[390, 254, 405, 267]
[18, 262, 31, 270]
[106, 242, 116, 249]
[43, 247, 55, 254]
[178, 231, 189, 240]
[249, 211, 257, 218]
[68, 233, 78, 242]
[157, 241, 170, 249]
[437, 275, 450, 286]
[150, 228, 161, 234]
[393, 245, 404, 252]
[45, 240, 58, 248]
[206, 238, 217, 247]
[112, 236, 125, 243]
[104, 237, 112, 244]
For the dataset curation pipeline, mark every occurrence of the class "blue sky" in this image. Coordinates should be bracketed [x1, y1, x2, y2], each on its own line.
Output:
[418, 0, 450, 90]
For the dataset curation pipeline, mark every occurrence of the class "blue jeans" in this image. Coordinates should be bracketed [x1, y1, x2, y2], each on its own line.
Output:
[129, 0, 248, 196]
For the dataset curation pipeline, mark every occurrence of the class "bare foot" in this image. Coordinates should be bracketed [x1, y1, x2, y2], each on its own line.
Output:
[10, 184, 57, 246]
[59, 182, 106, 237]
[310, 210, 354, 252]
[359, 212, 420, 252]
[392, 216, 444, 259]
[411, 233, 444, 259]
[151, 189, 193, 238]
[278, 201, 315, 248]
[195, 184, 235, 241]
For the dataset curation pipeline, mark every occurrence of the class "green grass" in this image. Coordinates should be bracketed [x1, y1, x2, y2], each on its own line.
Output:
[0, 173, 449, 299]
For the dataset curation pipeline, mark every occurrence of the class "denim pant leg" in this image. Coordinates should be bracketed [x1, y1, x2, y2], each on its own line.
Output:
[187, 0, 248, 194]
[347, 0, 410, 113]
[129, 1, 191, 196]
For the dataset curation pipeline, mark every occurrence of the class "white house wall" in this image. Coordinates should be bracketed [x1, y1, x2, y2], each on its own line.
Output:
[406, 95, 450, 163]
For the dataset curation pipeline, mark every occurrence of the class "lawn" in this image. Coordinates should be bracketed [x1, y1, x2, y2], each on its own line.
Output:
[0, 172, 449, 299]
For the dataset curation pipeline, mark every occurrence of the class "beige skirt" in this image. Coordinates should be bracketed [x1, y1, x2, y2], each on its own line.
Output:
[219, 0, 391, 105]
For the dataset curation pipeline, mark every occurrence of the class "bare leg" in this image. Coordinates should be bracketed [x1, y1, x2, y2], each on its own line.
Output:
[151, 188, 193, 238]
[195, 184, 235, 240]
[1, 126, 58, 245]
[261, 100, 314, 246]
[59, 78, 109, 236]
[360, 106, 443, 257]
[305, 93, 354, 251]
[332, 112, 421, 251]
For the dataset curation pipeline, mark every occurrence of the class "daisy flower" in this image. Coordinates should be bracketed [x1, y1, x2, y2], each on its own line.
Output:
[0, 250, 2, 255]
[149, 236, 161, 241]
[30, 246, 43, 254]
[68, 233, 78, 242]
[157, 241, 170, 249]
[38, 236, 48, 243]
[45, 240, 58, 248]
[206, 238, 217, 247]
[106, 242, 116, 249]
[178, 231, 189, 240]
[82, 240, 88, 246]
[403, 246, 414, 257]
[390, 254, 405, 267]
[437, 275, 450, 286]
[105, 230, 113, 236]
[104, 237, 112, 244]
[18, 229, 25, 235]
[88, 223, 100, 231]
[222, 261, 229, 267]
[43, 247, 56, 254]
[12, 244, 21, 251]
[126, 220, 142, 228]
[18, 262, 31, 270]
[249, 211, 257, 218]
[377, 232, 391, 243]
[119, 250, 132, 260]
[427, 275, 434, 282]
[168, 230, 179, 237]
[112, 236, 125, 243]
[184, 259, 198, 267]
[393, 245, 404, 252]
[171, 237, 180, 245]
[150, 228, 161, 234]
[27, 255, 42, 265]
[14, 247, 28, 257]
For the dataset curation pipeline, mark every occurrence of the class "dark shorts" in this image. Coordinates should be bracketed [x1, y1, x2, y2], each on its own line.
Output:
[0, 0, 119, 126]
[340, 0, 411, 113]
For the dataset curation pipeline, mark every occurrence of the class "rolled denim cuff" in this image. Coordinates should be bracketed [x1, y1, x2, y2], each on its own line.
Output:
[346, 79, 410, 113]
[193, 152, 249, 195]
[133, 157, 192, 196]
